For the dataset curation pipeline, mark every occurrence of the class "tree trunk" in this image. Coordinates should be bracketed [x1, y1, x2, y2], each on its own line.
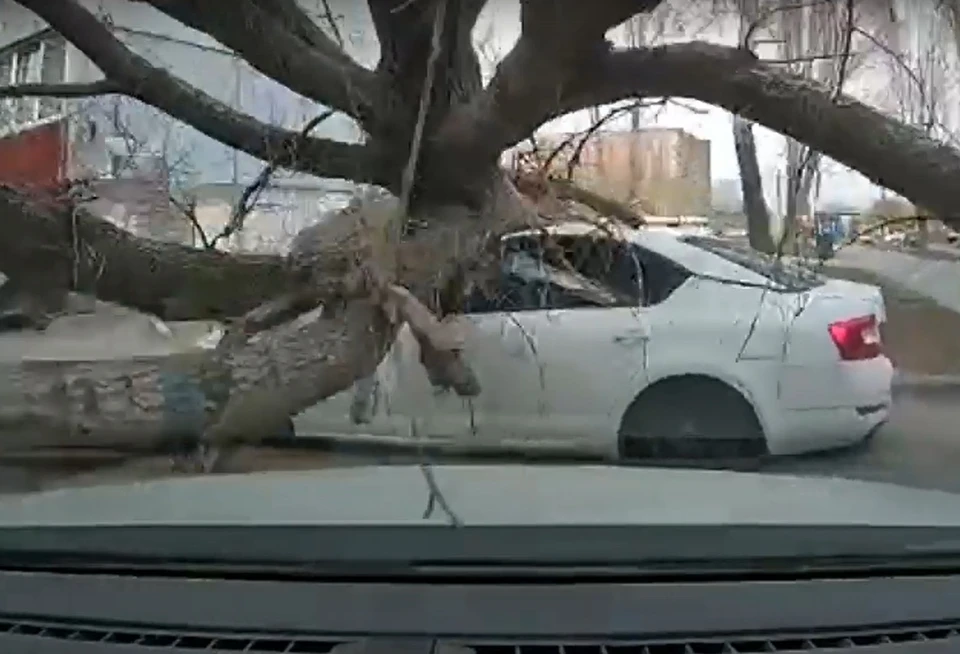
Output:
[0, 0, 547, 455]
[732, 116, 775, 253]
[0, 171, 537, 452]
[0, 299, 394, 451]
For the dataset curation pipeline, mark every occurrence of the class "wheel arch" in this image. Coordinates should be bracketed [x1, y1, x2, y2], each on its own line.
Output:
[618, 372, 768, 443]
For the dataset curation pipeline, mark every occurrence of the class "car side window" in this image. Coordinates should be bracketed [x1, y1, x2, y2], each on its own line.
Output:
[632, 245, 692, 306]
[464, 233, 645, 313]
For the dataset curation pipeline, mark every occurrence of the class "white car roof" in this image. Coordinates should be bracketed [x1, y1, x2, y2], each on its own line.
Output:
[509, 221, 773, 286]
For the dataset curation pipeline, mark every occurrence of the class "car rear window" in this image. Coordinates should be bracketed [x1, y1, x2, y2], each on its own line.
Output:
[680, 236, 825, 290]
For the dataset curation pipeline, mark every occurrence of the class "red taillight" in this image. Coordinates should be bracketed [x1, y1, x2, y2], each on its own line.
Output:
[828, 314, 883, 361]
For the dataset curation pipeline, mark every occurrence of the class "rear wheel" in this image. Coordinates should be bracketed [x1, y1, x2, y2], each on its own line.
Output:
[617, 376, 767, 468]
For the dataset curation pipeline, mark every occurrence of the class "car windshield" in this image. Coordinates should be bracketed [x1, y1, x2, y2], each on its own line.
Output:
[0, 1, 959, 571]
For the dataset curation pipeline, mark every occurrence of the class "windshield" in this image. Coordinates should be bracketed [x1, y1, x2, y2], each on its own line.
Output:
[1, 0, 959, 570]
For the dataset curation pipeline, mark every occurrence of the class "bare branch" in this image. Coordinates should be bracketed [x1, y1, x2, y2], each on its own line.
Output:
[209, 110, 337, 250]
[0, 185, 293, 321]
[169, 195, 212, 249]
[512, 170, 646, 226]
[253, 0, 348, 56]
[18, 0, 388, 186]
[0, 79, 120, 98]
[438, 36, 960, 223]
[742, 0, 833, 51]
[141, 0, 381, 128]
[317, 0, 347, 49]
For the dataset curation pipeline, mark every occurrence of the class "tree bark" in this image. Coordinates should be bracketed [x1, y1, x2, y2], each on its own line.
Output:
[0, 298, 394, 451]
[0, 177, 534, 450]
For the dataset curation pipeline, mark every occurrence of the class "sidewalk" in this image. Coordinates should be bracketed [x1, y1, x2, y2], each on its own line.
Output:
[827, 246, 960, 391]
[828, 245, 960, 314]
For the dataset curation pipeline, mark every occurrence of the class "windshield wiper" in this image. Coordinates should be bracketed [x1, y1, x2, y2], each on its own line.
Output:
[6, 551, 960, 583]
[2, 524, 960, 577]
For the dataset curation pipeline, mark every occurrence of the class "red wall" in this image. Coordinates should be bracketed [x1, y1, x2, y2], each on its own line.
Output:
[0, 119, 67, 192]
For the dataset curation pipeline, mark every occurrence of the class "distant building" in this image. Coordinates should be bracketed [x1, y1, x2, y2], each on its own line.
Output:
[512, 128, 712, 218]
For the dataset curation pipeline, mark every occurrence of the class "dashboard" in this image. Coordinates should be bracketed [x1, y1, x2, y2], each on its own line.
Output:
[0, 568, 959, 653]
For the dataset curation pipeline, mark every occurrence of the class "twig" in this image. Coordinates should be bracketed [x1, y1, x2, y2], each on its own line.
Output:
[538, 99, 647, 175]
[319, 0, 345, 49]
[207, 110, 335, 250]
[742, 0, 832, 52]
[170, 195, 211, 249]
[412, 419, 462, 526]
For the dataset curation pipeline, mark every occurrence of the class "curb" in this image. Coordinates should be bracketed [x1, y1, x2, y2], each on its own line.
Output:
[892, 371, 960, 394]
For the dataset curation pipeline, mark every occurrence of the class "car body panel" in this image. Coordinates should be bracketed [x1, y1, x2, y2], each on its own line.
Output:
[292, 223, 892, 458]
[2, 465, 960, 527]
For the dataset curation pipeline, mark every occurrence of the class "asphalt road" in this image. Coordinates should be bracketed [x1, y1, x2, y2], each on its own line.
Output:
[761, 389, 960, 492]
[0, 389, 958, 497]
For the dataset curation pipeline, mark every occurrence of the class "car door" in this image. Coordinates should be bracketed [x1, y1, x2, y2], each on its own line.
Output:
[384, 237, 587, 451]
[385, 296, 543, 451]
[502, 234, 650, 452]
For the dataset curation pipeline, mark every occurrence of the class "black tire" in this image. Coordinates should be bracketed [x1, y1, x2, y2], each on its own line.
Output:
[618, 375, 767, 465]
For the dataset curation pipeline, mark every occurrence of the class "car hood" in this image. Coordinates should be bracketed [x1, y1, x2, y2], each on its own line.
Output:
[0, 465, 958, 527]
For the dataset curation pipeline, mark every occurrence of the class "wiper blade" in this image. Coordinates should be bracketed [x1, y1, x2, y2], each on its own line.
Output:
[6, 551, 960, 583]
[2, 524, 960, 577]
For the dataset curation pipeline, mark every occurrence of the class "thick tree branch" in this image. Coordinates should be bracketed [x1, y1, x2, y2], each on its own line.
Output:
[141, 0, 382, 129]
[366, 0, 486, 185]
[0, 297, 396, 452]
[439, 39, 960, 224]
[580, 43, 960, 225]
[0, 186, 294, 321]
[519, 0, 664, 42]
[17, 0, 387, 186]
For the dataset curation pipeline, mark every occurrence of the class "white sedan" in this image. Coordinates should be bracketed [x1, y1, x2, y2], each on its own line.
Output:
[295, 221, 893, 462]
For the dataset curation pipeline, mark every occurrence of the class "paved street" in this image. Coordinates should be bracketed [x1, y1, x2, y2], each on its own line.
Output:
[0, 389, 955, 497]
[830, 244, 960, 313]
[762, 389, 960, 492]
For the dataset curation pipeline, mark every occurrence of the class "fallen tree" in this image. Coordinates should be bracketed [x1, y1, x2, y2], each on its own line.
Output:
[4, 0, 960, 461]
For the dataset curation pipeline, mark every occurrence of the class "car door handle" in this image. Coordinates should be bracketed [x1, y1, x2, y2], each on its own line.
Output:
[613, 329, 649, 345]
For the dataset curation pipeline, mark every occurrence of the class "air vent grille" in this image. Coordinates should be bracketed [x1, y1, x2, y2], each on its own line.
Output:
[1, 617, 959, 652]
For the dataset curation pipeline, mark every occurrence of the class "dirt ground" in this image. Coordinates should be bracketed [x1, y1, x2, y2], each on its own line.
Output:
[826, 266, 960, 376]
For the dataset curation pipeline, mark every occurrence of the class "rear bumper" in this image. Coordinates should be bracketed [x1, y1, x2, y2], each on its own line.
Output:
[766, 403, 889, 456]
[766, 356, 893, 456]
